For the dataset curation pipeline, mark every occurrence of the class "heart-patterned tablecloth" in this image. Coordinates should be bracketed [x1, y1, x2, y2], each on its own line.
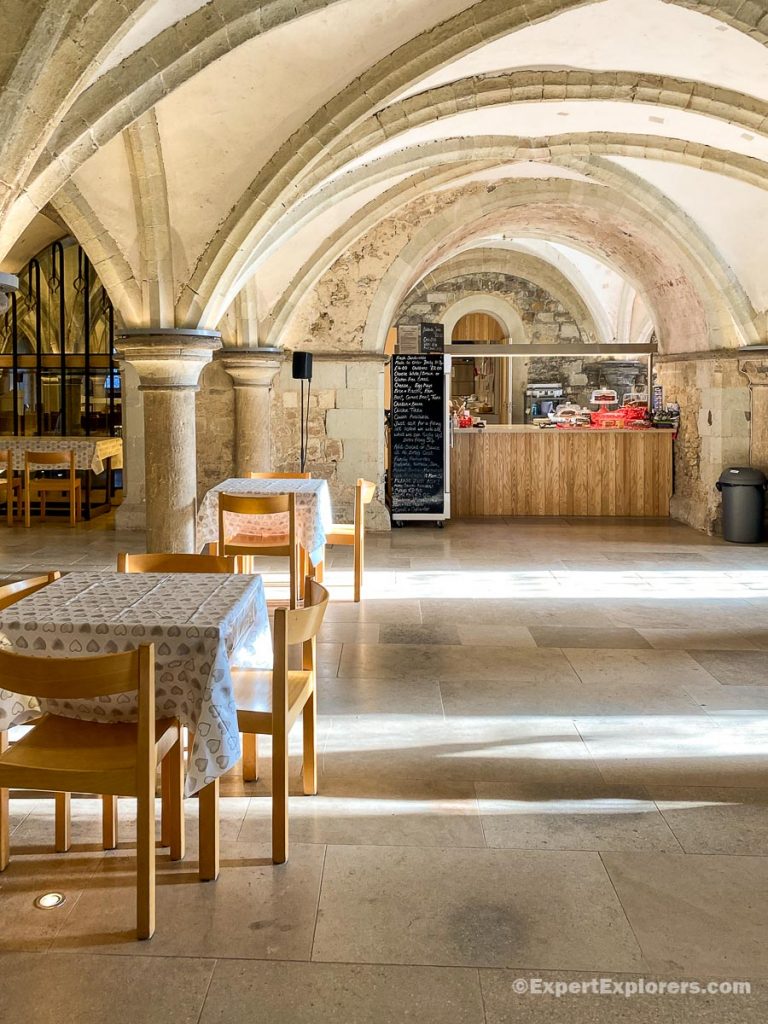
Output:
[0, 571, 271, 796]
[0, 436, 124, 473]
[196, 477, 334, 566]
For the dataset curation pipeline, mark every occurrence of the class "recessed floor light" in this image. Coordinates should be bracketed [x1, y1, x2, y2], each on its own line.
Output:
[34, 892, 66, 909]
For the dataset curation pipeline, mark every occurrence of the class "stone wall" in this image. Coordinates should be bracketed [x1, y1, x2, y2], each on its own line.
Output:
[270, 356, 389, 529]
[395, 272, 588, 344]
[655, 357, 750, 533]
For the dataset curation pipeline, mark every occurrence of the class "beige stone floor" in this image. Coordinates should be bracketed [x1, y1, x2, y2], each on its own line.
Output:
[2, 514, 768, 1021]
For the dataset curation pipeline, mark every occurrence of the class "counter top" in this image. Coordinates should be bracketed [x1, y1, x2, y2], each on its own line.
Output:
[457, 424, 670, 436]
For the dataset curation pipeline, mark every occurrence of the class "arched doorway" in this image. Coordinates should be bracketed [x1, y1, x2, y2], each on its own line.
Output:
[450, 312, 511, 424]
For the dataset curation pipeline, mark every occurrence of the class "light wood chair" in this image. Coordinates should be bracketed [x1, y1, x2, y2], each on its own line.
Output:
[248, 473, 311, 580]
[0, 643, 182, 939]
[0, 451, 21, 525]
[324, 478, 376, 602]
[24, 450, 81, 526]
[234, 576, 329, 863]
[0, 572, 65, 865]
[218, 492, 300, 608]
[117, 552, 238, 574]
[113, 551, 238, 852]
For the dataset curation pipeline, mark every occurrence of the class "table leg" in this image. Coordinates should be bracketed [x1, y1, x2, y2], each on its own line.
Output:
[198, 778, 219, 882]
[0, 732, 8, 871]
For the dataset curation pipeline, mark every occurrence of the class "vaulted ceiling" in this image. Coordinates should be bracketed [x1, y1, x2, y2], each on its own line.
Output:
[3, 0, 768, 354]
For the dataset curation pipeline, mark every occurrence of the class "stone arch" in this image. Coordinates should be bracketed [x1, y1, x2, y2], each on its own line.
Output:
[421, 248, 607, 343]
[199, 132, 765, 332]
[440, 295, 527, 344]
[360, 178, 738, 356]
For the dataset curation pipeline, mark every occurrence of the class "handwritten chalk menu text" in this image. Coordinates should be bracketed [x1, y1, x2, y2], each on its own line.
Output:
[390, 354, 445, 516]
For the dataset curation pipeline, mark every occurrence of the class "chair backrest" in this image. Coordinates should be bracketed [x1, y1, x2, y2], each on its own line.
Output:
[218, 491, 295, 547]
[248, 472, 311, 479]
[274, 577, 330, 650]
[0, 643, 154, 701]
[0, 571, 61, 611]
[25, 450, 75, 472]
[0, 450, 11, 480]
[117, 552, 238, 574]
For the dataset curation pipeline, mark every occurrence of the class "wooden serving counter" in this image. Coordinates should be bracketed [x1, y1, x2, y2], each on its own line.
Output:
[451, 425, 673, 518]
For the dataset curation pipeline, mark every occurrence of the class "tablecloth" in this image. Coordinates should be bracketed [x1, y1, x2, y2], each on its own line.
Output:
[196, 477, 334, 565]
[0, 436, 124, 473]
[0, 571, 271, 796]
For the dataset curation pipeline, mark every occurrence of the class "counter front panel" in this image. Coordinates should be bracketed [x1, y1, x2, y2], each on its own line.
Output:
[451, 427, 673, 518]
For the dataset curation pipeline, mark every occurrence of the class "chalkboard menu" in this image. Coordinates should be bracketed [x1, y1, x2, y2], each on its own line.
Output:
[390, 354, 445, 517]
[420, 322, 444, 353]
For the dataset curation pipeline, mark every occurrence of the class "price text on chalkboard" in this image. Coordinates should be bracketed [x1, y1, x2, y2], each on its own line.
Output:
[420, 322, 444, 353]
[390, 355, 445, 516]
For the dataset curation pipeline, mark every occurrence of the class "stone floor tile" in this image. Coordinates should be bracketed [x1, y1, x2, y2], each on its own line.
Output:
[0, 952, 214, 1023]
[51, 841, 325, 958]
[648, 786, 768, 855]
[480, 969, 767, 1022]
[312, 845, 645, 971]
[529, 626, 651, 649]
[239, 774, 484, 849]
[602, 851, 768, 976]
[198, 960, 485, 1024]
[688, 650, 768, 686]
[475, 780, 681, 853]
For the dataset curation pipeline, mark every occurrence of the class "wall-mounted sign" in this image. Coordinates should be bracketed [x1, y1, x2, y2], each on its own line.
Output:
[420, 322, 444, 354]
[397, 324, 420, 354]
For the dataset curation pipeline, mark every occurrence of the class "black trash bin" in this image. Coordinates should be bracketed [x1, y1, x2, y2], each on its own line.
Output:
[716, 467, 767, 543]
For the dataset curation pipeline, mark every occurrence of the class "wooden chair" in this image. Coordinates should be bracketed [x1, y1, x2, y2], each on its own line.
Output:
[117, 552, 238, 574]
[113, 551, 237, 851]
[0, 451, 21, 525]
[324, 478, 376, 602]
[248, 473, 311, 579]
[233, 577, 329, 863]
[24, 450, 81, 526]
[0, 572, 64, 864]
[218, 492, 300, 608]
[0, 643, 182, 939]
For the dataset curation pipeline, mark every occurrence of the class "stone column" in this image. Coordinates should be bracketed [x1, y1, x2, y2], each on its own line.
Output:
[219, 348, 282, 476]
[115, 329, 221, 552]
[0, 272, 18, 315]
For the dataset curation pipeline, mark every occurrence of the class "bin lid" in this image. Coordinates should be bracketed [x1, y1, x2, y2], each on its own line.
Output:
[718, 467, 767, 485]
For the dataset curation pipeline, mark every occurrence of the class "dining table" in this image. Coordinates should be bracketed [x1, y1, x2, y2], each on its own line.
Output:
[0, 436, 124, 518]
[196, 476, 334, 565]
[0, 570, 272, 880]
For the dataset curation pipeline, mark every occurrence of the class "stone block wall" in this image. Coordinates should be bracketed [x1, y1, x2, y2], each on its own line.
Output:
[270, 356, 389, 529]
[396, 272, 589, 345]
[195, 359, 235, 502]
[656, 357, 750, 533]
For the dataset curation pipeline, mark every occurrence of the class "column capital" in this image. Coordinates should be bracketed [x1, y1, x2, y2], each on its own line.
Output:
[0, 272, 18, 315]
[219, 347, 284, 388]
[739, 357, 768, 386]
[115, 328, 221, 390]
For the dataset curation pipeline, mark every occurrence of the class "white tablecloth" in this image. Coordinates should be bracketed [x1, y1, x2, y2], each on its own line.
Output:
[0, 437, 124, 473]
[196, 477, 334, 565]
[0, 571, 270, 796]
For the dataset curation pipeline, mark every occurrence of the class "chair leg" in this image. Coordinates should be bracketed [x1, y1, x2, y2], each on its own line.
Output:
[315, 553, 325, 584]
[302, 690, 317, 796]
[166, 736, 185, 862]
[70, 487, 76, 526]
[24, 490, 31, 527]
[160, 759, 171, 848]
[136, 774, 156, 940]
[354, 539, 363, 603]
[272, 725, 289, 864]
[198, 778, 219, 882]
[54, 792, 71, 853]
[242, 732, 259, 782]
[0, 732, 8, 871]
[102, 794, 118, 850]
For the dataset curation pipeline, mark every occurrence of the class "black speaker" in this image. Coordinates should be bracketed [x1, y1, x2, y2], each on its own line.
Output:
[292, 351, 313, 380]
